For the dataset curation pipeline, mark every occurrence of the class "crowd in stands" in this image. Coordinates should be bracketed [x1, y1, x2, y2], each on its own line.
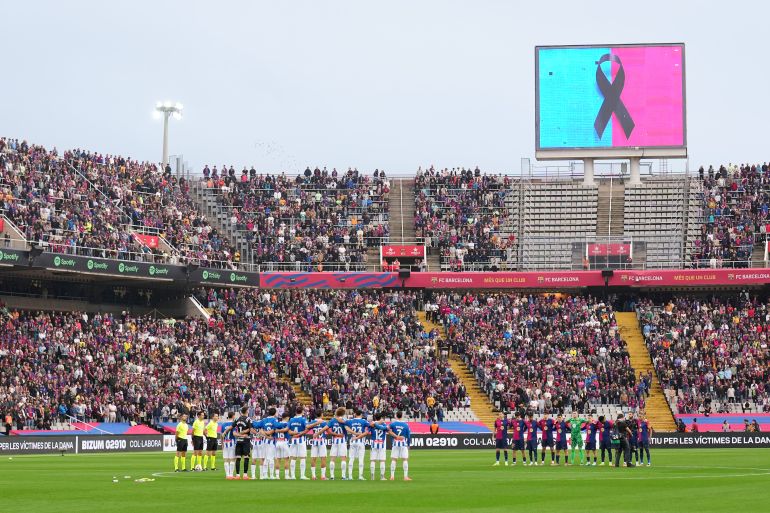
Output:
[638, 295, 770, 414]
[414, 167, 515, 271]
[17, 281, 769, 429]
[0, 303, 297, 430]
[695, 163, 767, 268]
[1, 138, 149, 261]
[70, 150, 238, 267]
[200, 166, 389, 271]
[0, 137, 238, 268]
[0, 289, 463, 430]
[200, 288, 463, 418]
[428, 292, 643, 413]
[11, 136, 770, 275]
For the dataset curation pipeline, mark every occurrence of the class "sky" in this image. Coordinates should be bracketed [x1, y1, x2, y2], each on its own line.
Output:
[1, 0, 767, 175]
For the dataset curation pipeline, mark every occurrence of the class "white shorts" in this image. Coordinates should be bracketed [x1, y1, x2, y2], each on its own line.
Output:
[330, 443, 348, 458]
[310, 444, 327, 458]
[349, 443, 366, 460]
[263, 443, 276, 460]
[275, 442, 290, 459]
[290, 443, 306, 458]
[391, 445, 409, 459]
[371, 444, 386, 461]
[223, 443, 235, 460]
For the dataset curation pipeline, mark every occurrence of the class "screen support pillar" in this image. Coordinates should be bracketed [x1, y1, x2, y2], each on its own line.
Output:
[629, 157, 641, 185]
[583, 158, 595, 186]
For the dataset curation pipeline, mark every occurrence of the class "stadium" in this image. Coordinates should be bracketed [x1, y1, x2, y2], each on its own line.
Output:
[2, 2, 770, 512]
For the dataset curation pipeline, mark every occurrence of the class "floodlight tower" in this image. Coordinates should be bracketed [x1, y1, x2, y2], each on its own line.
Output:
[153, 101, 183, 166]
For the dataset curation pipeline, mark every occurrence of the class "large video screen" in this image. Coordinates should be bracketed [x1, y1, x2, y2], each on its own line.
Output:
[536, 44, 685, 154]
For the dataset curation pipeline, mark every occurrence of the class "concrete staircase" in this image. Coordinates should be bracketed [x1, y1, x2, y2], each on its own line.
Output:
[632, 244, 646, 269]
[596, 181, 625, 237]
[281, 377, 314, 410]
[416, 311, 441, 354]
[388, 177, 439, 269]
[187, 296, 211, 320]
[416, 311, 497, 430]
[0, 214, 28, 250]
[426, 252, 441, 272]
[388, 179, 416, 243]
[752, 244, 766, 267]
[189, 182, 252, 265]
[366, 247, 381, 270]
[615, 312, 677, 431]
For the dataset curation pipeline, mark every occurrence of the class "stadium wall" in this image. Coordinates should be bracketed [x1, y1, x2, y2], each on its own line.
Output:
[0, 248, 259, 287]
[6, 244, 770, 290]
[259, 270, 770, 289]
[0, 294, 209, 318]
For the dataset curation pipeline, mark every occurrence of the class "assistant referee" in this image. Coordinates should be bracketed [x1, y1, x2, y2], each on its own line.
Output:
[174, 413, 189, 472]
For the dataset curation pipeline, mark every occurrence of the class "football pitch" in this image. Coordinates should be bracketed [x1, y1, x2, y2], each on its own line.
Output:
[1, 449, 769, 512]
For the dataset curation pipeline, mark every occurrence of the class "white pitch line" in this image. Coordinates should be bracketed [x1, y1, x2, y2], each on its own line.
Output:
[152, 471, 204, 478]
[459, 464, 770, 481]
[512, 471, 770, 481]
[152, 471, 230, 478]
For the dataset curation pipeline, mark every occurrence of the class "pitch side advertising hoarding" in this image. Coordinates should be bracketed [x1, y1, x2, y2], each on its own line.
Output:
[0, 248, 259, 287]
[0, 435, 163, 455]
[4, 432, 769, 455]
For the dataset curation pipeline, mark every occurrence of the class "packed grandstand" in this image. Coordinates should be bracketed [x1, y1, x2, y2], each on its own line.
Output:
[2, 135, 770, 438]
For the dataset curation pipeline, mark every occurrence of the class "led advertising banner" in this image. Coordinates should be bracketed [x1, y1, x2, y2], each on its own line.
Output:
[0, 248, 259, 288]
[0, 435, 163, 455]
[536, 43, 686, 159]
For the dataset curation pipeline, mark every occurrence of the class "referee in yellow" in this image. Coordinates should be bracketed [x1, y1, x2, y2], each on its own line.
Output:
[192, 411, 206, 470]
[203, 413, 220, 471]
[174, 413, 189, 472]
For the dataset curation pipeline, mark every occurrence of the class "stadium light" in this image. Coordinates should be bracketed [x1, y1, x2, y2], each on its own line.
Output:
[154, 101, 184, 166]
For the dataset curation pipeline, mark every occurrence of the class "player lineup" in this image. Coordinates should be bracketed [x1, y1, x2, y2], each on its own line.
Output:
[492, 411, 653, 467]
[173, 406, 412, 481]
[170, 406, 653, 481]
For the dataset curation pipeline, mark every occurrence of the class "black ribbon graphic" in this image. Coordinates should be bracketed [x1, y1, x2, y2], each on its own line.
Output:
[594, 53, 634, 139]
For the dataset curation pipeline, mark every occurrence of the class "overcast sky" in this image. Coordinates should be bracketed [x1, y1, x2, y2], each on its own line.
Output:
[1, 0, 767, 175]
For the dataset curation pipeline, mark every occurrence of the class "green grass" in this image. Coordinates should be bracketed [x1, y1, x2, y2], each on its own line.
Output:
[1, 449, 769, 512]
